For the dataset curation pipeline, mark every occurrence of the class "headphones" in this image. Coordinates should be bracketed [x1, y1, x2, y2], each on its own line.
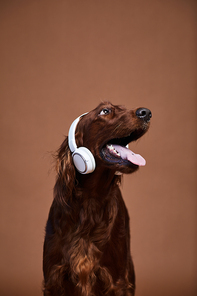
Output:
[68, 113, 96, 174]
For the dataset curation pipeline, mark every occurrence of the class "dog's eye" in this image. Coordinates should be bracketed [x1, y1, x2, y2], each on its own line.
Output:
[99, 108, 111, 116]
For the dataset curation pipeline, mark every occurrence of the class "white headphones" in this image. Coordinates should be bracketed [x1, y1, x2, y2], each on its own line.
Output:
[68, 113, 96, 174]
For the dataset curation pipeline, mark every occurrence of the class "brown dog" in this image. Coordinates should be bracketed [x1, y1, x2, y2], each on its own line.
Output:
[43, 102, 152, 296]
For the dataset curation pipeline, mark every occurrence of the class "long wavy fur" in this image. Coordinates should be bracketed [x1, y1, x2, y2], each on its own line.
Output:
[42, 102, 144, 296]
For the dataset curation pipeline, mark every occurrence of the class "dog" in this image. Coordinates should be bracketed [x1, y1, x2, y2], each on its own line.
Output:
[43, 102, 152, 296]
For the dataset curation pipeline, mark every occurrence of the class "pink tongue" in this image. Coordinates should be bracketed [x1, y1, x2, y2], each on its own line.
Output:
[112, 144, 146, 166]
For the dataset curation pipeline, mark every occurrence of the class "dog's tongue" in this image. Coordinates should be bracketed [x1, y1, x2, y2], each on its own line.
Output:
[112, 144, 146, 166]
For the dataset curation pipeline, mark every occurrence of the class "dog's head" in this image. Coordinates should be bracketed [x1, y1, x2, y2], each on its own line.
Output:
[75, 102, 152, 174]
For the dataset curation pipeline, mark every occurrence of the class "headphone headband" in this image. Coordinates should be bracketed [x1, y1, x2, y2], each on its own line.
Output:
[68, 113, 96, 174]
[68, 112, 88, 152]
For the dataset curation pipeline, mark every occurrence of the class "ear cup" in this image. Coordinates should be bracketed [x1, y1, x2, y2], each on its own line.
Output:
[68, 113, 96, 174]
[72, 147, 96, 174]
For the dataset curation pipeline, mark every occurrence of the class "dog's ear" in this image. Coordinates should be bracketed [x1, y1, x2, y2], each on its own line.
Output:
[54, 136, 76, 206]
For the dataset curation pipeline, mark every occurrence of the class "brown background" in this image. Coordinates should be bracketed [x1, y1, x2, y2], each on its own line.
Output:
[0, 0, 196, 295]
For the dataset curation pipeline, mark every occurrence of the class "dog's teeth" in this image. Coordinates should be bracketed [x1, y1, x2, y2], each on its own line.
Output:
[115, 150, 120, 156]
[107, 144, 114, 151]
[107, 144, 120, 157]
[107, 144, 115, 152]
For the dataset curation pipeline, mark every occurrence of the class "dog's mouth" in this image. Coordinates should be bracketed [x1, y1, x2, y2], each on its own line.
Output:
[100, 132, 146, 167]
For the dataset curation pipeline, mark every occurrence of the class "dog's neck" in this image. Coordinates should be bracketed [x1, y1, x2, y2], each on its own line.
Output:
[77, 168, 118, 198]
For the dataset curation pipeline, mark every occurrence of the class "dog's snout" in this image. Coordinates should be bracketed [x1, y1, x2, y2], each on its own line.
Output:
[136, 108, 152, 122]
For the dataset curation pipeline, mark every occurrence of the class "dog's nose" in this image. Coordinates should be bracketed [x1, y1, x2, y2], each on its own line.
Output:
[136, 108, 152, 122]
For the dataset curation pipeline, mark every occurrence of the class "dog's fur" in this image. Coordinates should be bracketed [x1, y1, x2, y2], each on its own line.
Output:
[43, 102, 151, 296]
